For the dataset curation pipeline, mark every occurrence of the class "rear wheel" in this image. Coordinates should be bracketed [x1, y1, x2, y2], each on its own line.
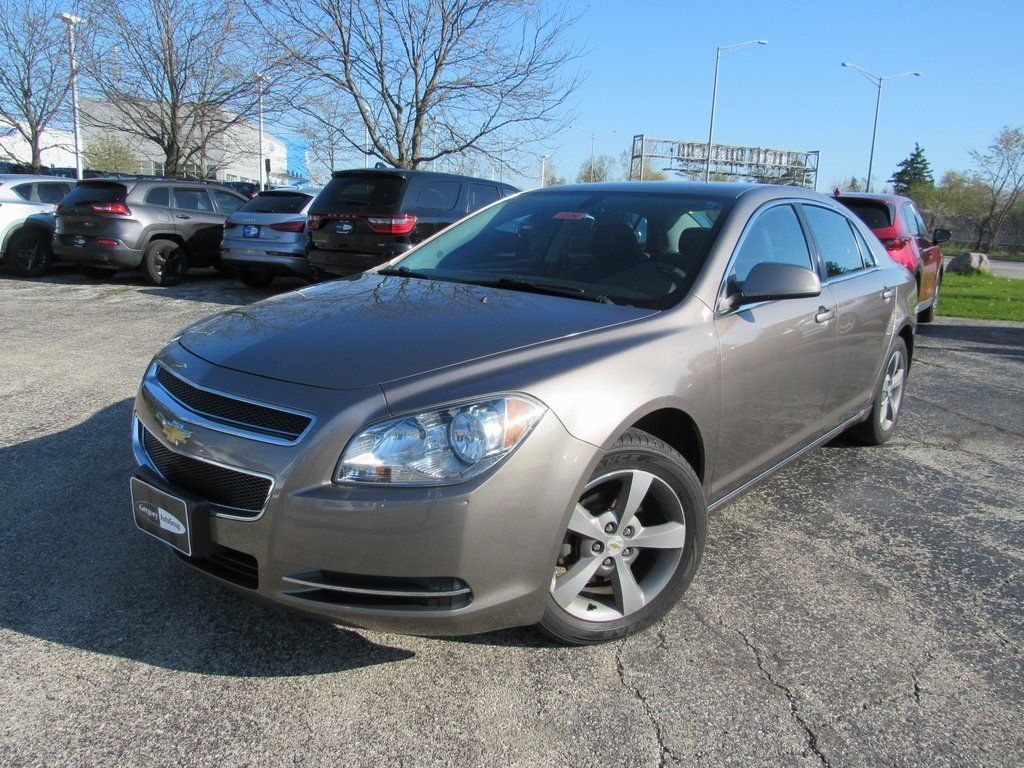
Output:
[5, 230, 51, 277]
[141, 239, 187, 286]
[538, 428, 706, 645]
[238, 269, 274, 288]
[848, 338, 909, 445]
[918, 272, 941, 323]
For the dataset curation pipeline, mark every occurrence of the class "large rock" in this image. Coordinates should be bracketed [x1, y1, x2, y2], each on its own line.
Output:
[947, 252, 991, 275]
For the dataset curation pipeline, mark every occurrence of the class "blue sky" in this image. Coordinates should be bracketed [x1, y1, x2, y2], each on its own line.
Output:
[532, 0, 1024, 190]
[288, 1, 1024, 191]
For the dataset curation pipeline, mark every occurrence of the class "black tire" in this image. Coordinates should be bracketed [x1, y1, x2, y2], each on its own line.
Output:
[79, 265, 115, 279]
[238, 269, 274, 288]
[538, 428, 707, 645]
[5, 230, 52, 277]
[918, 272, 941, 323]
[848, 337, 910, 446]
[141, 239, 187, 286]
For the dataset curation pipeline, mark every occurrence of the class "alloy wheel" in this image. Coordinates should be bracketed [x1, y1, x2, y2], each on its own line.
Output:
[878, 349, 906, 431]
[551, 469, 687, 622]
[15, 240, 45, 272]
[155, 246, 183, 281]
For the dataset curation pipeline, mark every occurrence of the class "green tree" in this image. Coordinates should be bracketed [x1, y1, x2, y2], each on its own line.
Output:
[84, 133, 139, 173]
[577, 153, 614, 183]
[889, 143, 934, 194]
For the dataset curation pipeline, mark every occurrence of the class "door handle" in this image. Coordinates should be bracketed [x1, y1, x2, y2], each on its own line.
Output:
[176, 214, 192, 220]
[815, 307, 835, 324]
[882, 287, 895, 301]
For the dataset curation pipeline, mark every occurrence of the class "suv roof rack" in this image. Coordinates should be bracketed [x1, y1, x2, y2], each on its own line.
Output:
[86, 173, 230, 185]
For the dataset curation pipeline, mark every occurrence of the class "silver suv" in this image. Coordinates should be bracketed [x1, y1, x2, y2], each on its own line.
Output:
[0, 175, 74, 276]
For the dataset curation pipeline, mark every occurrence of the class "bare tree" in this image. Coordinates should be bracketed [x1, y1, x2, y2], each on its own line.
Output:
[83, 0, 273, 177]
[0, 0, 77, 170]
[576, 153, 614, 183]
[967, 126, 1024, 250]
[250, 0, 581, 173]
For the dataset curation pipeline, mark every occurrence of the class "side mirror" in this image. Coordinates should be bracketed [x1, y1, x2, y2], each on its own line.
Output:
[933, 228, 951, 244]
[735, 262, 821, 306]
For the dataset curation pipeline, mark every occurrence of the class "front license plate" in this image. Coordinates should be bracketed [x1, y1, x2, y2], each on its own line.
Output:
[242, 225, 259, 238]
[131, 476, 197, 556]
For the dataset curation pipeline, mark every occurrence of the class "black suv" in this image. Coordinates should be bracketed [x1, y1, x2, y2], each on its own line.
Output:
[307, 168, 518, 277]
[53, 177, 247, 285]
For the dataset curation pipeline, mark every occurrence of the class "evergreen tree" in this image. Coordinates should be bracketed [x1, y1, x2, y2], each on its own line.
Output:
[889, 143, 934, 194]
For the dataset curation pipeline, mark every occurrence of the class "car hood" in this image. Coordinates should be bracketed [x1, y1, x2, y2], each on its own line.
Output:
[178, 274, 657, 389]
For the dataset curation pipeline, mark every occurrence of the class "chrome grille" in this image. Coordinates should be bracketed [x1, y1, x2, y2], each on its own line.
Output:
[155, 364, 311, 441]
[141, 426, 271, 515]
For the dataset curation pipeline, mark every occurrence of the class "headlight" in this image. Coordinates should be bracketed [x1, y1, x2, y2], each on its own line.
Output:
[335, 394, 546, 485]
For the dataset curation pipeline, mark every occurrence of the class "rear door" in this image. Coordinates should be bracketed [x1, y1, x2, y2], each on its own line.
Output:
[468, 182, 502, 213]
[171, 186, 221, 257]
[801, 203, 893, 425]
[54, 181, 131, 239]
[712, 202, 838, 498]
[407, 177, 465, 243]
[309, 172, 408, 257]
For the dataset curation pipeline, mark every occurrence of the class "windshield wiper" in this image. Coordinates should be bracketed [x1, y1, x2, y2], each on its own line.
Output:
[377, 266, 434, 279]
[480, 276, 612, 304]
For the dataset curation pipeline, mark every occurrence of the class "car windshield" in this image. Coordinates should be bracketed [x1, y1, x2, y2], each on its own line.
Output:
[237, 191, 312, 214]
[389, 190, 730, 309]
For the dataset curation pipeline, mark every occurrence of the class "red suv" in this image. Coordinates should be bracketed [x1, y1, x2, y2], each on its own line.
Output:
[836, 192, 950, 322]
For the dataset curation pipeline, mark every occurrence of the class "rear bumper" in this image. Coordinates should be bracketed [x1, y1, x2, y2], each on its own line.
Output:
[131, 343, 600, 636]
[53, 234, 143, 268]
[307, 245, 410, 276]
[220, 246, 311, 277]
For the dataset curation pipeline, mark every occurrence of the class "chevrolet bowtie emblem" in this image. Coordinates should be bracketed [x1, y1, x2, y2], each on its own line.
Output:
[161, 419, 192, 446]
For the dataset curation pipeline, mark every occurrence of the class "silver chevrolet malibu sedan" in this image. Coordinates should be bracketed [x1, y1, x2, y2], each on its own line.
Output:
[131, 182, 916, 644]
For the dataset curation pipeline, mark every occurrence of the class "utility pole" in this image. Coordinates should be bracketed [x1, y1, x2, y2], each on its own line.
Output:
[56, 12, 86, 180]
[540, 155, 547, 188]
[841, 63, 922, 192]
[256, 73, 265, 189]
[364, 126, 369, 168]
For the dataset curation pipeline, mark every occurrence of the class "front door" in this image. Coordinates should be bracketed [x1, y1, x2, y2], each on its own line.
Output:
[802, 203, 894, 425]
[172, 187, 222, 259]
[712, 203, 838, 500]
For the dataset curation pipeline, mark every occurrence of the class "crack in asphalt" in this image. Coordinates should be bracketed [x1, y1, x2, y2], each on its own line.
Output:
[615, 641, 673, 768]
[685, 607, 830, 767]
[907, 394, 1024, 439]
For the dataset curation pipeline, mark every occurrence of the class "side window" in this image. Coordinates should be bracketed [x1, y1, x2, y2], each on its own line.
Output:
[213, 190, 244, 214]
[902, 204, 921, 238]
[172, 187, 213, 212]
[803, 205, 865, 278]
[145, 187, 170, 207]
[851, 224, 877, 267]
[416, 181, 461, 211]
[728, 205, 812, 288]
[468, 183, 500, 211]
[912, 206, 930, 242]
[37, 182, 71, 204]
[12, 183, 33, 201]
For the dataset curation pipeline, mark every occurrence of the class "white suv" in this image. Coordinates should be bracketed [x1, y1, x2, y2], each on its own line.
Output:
[0, 174, 74, 276]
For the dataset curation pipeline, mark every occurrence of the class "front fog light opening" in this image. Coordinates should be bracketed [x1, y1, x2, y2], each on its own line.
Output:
[335, 394, 545, 486]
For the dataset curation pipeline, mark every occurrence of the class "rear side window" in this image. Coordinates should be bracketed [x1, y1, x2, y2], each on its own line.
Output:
[468, 183, 500, 211]
[60, 183, 128, 207]
[238, 192, 311, 214]
[417, 181, 461, 211]
[37, 182, 71, 204]
[852, 225, 877, 267]
[173, 187, 213, 212]
[803, 205, 865, 278]
[314, 174, 404, 212]
[729, 205, 812, 285]
[11, 183, 33, 201]
[840, 199, 892, 230]
[213, 190, 244, 214]
[145, 187, 170, 206]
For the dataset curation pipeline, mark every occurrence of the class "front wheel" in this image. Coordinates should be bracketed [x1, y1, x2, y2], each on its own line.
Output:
[538, 428, 706, 645]
[5, 230, 52, 277]
[848, 338, 909, 445]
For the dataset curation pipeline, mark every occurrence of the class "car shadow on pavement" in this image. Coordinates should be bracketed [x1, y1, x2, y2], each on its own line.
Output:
[917, 321, 1024, 360]
[0, 399, 414, 676]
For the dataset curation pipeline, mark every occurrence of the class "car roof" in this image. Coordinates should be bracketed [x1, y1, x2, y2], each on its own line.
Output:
[0, 174, 70, 184]
[331, 167, 517, 189]
[835, 192, 909, 204]
[524, 180, 829, 204]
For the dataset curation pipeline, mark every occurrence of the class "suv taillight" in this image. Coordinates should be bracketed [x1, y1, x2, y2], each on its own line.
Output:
[269, 220, 305, 232]
[881, 237, 909, 251]
[365, 214, 417, 235]
[91, 202, 131, 215]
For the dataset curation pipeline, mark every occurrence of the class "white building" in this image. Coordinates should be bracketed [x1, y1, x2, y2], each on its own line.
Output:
[0, 122, 77, 169]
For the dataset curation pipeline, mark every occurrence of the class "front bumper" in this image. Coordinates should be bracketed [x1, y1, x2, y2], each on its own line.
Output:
[132, 343, 600, 636]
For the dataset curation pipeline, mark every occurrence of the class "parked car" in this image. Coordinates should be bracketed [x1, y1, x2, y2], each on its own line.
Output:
[221, 188, 321, 286]
[225, 181, 261, 199]
[835, 192, 949, 322]
[306, 168, 518, 277]
[130, 182, 915, 644]
[53, 177, 247, 286]
[0, 174, 74, 276]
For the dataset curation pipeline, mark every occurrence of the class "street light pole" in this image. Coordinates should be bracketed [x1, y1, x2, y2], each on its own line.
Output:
[56, 12, 85, 180]
[841, 63, 922, 192]
[256, 73, 265, 189]
[540, 155, 547, 188]
[704, 39, 767, 183]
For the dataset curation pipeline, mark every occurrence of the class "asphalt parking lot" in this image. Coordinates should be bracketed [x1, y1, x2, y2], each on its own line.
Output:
[1, 268, 1022, 768]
